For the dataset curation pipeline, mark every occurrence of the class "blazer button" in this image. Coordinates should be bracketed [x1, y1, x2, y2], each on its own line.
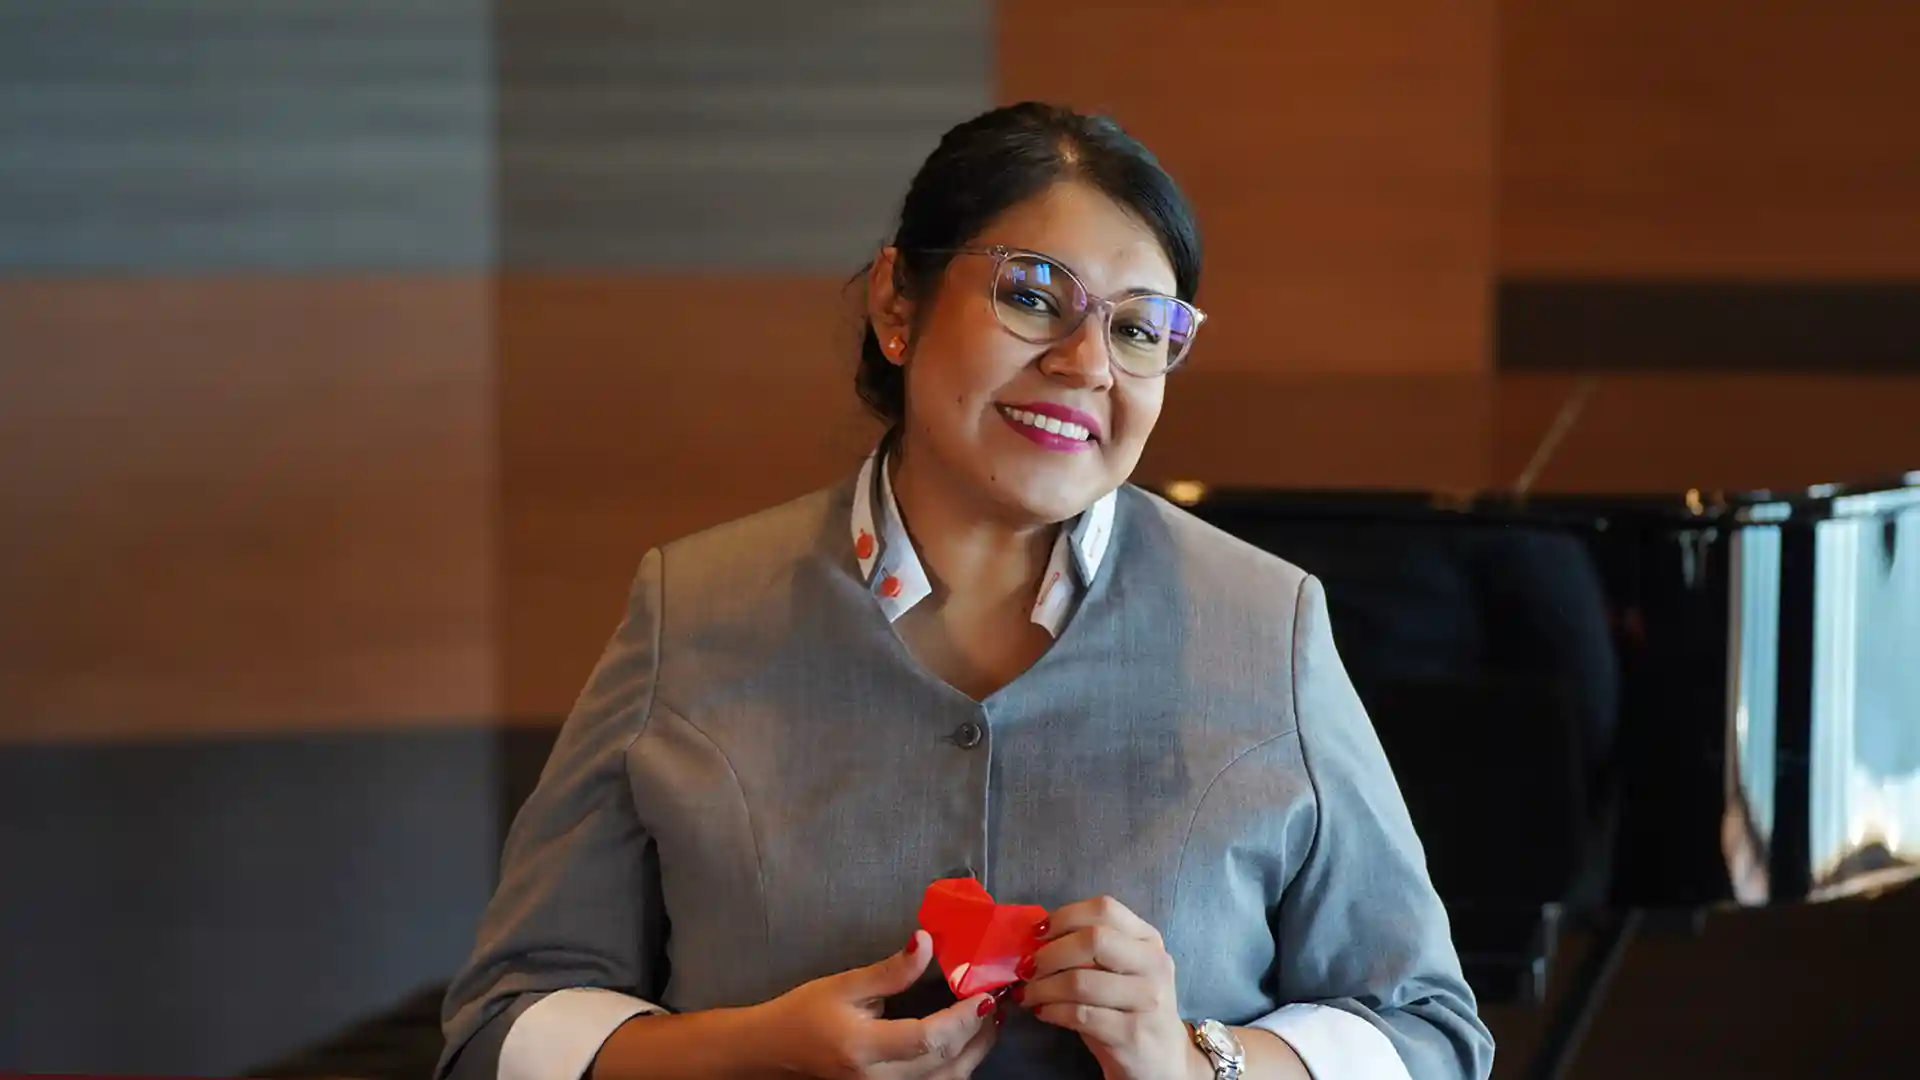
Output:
[953, 721, 985, 749]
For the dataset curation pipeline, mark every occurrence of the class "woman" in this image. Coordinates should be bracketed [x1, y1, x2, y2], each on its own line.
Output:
[439, 103, 1493, 1080]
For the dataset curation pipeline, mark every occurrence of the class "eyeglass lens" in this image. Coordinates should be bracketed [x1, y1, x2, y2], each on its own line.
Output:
[990, 253, 1197, 373]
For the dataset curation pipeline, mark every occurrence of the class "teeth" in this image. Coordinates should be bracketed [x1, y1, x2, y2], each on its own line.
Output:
[1002, 407, 1092, 442]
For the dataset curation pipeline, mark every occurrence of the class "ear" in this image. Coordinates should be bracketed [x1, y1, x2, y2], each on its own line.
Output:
[867, 247, 915, 367]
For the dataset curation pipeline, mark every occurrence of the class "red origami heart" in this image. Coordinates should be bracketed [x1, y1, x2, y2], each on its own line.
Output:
[917, 877, 1048, 998]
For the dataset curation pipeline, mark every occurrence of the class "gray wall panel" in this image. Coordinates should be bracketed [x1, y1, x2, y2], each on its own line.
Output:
[497, 0, 992, 269]
[0, 726, 503, 1076]
[0, 1, 492, 271]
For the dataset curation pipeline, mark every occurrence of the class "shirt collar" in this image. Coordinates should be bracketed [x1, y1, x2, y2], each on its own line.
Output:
[850, 450, 1117, 637]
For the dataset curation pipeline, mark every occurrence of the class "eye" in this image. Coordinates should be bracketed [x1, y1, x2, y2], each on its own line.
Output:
[1113, 318, 1164, 347]
[998, 258, 1071, 319]
[999, 282, 1063, 318]
[1016, 288, 1058, 312]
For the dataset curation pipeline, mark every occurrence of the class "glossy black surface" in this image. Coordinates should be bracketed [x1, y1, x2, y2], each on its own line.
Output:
[1169, 473, 1919, 997]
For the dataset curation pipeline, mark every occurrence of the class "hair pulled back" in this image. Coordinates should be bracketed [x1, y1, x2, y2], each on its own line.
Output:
[854, 102, 1201, 428]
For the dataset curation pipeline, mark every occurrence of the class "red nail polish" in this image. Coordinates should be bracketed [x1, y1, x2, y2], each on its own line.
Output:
[977, 997, 996, 1018]
[1016, 954, 1036, 980]
[905, 935, 919, 955]
[1012, 985, 1026, 1005]
[1035, 918, 1049, 937]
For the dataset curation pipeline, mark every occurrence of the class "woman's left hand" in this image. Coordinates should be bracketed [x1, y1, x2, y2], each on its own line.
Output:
[1015, 895, 1205, 1080]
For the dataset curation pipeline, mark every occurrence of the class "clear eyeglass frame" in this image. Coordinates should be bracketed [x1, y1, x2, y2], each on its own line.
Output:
[923, 245, 1206, 377]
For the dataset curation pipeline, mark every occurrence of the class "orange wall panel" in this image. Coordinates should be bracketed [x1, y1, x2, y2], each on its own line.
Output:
[1141, 372, 1492, 493]
[1001, 2, 1496, 377]
[1494, 373, 1920, 494]
[0, 278, 495, 742]
[1501, 0, 1920, 278]
[496, 275, 882, 716]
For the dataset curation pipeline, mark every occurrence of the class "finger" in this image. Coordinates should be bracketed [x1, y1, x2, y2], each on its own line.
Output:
[927, 1013, 1000, 1079]
[846, 930, 934, 1001]
[1042, 895, 1162, 946]
[866, 992, 995, 1064]
[1031, 1001, 1130, 1045]
[1018, 967, 1159, 1013]
[1030, 924, 1166, 980]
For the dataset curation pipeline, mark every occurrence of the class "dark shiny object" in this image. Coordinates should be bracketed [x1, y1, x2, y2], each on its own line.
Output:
[1170, 472, 1920, 1003]
[954, 721, 985, 749]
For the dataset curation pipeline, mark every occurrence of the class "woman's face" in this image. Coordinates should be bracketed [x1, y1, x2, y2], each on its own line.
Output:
[881, 181, 1179, 525]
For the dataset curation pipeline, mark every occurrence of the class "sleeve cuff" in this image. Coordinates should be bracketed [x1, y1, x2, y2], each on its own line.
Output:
[1245, 1002, 1411, 1080]
[498, 987, 666, 1080]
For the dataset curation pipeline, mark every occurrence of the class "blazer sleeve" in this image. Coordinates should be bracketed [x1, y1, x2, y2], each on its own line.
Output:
[437, 549, 672, 1080]
[1248, 575, 1496, 1080]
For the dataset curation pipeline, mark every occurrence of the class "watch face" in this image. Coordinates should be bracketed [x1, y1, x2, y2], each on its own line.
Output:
[1198, 1020, 1245, 1060]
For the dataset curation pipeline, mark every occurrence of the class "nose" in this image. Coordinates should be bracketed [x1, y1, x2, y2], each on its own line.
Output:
[1039, 309, 1115, 391]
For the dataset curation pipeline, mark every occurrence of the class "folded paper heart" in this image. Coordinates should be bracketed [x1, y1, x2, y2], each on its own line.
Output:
[916, 876, 1049, 998]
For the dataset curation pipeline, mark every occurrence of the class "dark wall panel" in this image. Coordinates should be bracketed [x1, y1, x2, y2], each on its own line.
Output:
[495, 0, 990, 269]
[1499, 281, 1920, 373]
[0, 1, 491, 272]
[0, 727, 502, 1077]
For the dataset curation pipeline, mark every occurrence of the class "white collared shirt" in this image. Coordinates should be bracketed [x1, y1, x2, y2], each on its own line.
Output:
[850, 450, 1117, 636]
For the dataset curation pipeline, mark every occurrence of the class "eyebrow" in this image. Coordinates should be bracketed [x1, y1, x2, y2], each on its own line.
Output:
[1001, 246, 1176, 299]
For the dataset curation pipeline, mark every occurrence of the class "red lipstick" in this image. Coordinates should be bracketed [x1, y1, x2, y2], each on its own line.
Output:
[996, 400, 1103, 454]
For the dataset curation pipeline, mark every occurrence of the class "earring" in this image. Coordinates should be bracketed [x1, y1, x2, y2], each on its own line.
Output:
[888, 336, 905, 355]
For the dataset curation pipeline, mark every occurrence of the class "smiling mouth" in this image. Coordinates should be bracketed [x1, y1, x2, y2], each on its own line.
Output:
[997, 404, 1096, 443]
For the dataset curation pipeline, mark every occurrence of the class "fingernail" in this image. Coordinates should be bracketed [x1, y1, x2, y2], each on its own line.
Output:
[1035, 918, 1049, 937]
[905, 934, 920, 955]
[1012, 985, 1026, 1005]
[1016, 954, 1036, 980]
[976, 996, 995, 1018]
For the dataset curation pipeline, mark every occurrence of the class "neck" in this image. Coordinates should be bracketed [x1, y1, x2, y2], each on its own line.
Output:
[888, 443, 1056, 612]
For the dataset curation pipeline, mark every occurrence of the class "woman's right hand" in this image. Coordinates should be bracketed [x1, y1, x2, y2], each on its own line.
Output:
[750, 930, 1001, 1080]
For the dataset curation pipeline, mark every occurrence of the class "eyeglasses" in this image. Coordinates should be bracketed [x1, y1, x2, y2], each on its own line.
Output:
[925, 245, 1205, 377]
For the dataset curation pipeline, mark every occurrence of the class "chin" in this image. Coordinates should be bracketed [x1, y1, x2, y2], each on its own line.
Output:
[982, 464, 1106, 525]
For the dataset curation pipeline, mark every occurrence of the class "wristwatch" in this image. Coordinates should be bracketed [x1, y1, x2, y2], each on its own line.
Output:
[1188, 1019, 1246, 1080]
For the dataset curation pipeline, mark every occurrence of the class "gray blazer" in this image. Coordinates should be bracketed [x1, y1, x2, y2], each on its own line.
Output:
[439, 471, 1494, 1080]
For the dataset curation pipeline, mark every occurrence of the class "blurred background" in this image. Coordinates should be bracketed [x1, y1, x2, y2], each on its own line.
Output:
[1, 1, 1916, 1077]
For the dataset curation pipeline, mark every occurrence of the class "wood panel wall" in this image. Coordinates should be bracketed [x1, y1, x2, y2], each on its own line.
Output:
[0, 279, 496, 742]
[1, 7, 1911, 750]
[1495, 374, 1920, 495]
[1002, 3, 1497, 379]
[7, 4, 1914, 1077]
[0, 3, 496, 745]
[1499, 0, 1920, 278]
[14, 0, 1901, 730]
[496, 276, 881, 716]
[1493, 0, 1920, 496]
[490, 0, 990, 716]
[996, 0, 1506, 617]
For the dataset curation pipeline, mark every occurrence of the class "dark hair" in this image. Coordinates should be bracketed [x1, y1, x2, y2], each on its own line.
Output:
[854, 102, 1202, 427]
